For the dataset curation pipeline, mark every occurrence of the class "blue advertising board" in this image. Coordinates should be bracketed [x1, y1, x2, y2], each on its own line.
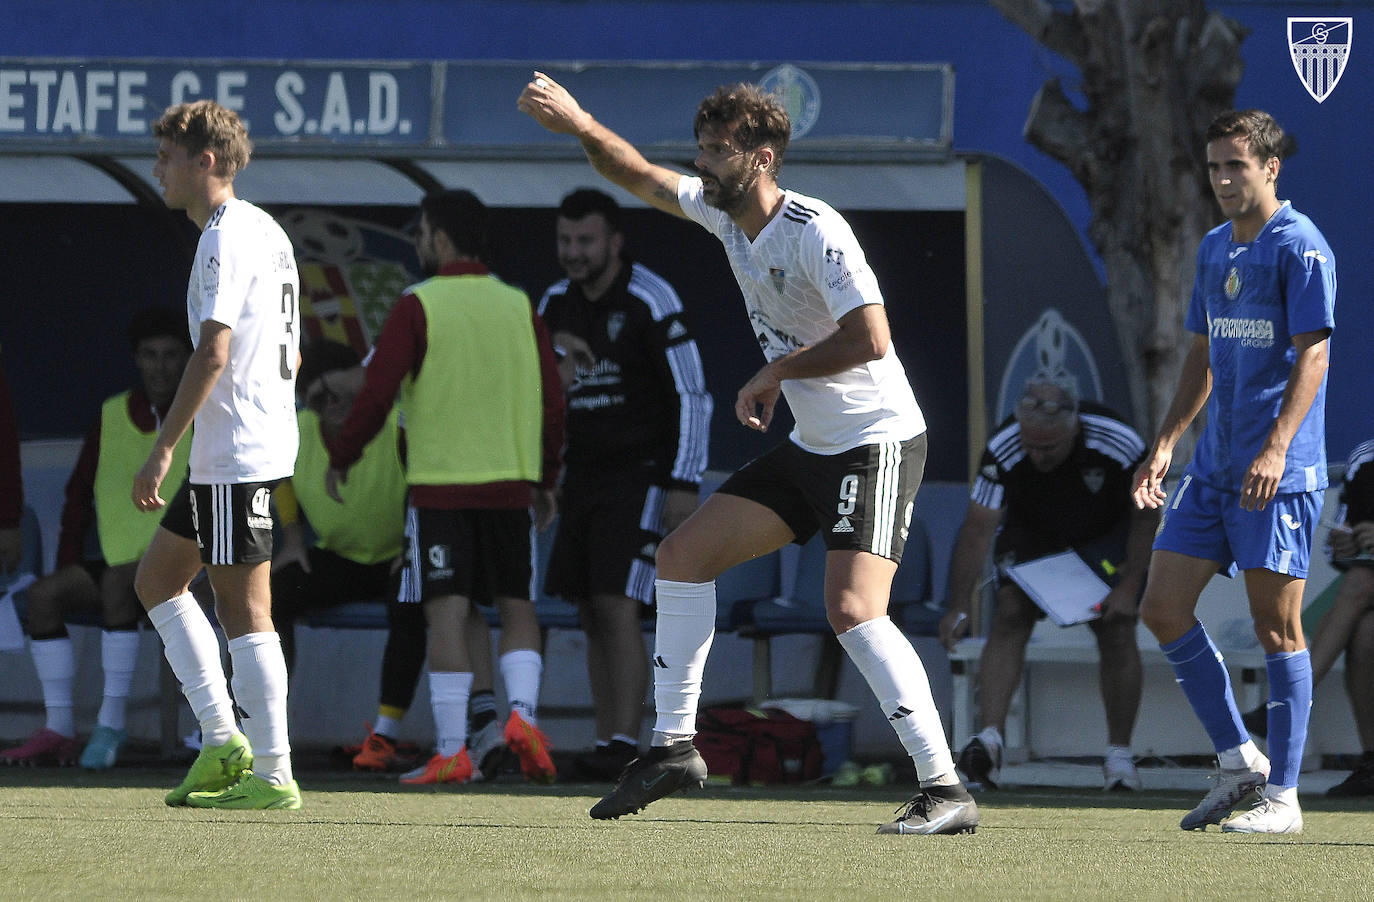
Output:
[0, 59, 434, 148]
[0, 58, 951, 154]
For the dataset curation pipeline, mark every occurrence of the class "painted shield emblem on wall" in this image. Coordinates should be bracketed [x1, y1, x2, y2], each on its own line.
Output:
[760, 64, 821, 139]
[1288, 18, 1353, 103]
[995, 309, 1104, 424]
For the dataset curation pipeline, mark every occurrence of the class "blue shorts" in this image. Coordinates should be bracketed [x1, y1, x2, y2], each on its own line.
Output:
[1152, 474, 1324, 578]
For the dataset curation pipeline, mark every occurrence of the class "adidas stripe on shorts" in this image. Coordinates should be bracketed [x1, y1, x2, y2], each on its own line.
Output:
[716, 432, 927, 562]
[161, 478, 279, 566]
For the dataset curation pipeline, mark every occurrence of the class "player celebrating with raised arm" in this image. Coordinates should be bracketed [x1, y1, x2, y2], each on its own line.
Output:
[133, 99, 302, 810]
[1132, 110, 1335, 834]
[519, 73, 976, 835]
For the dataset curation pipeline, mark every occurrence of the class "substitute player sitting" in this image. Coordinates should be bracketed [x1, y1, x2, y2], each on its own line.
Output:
[2, 308, 191, 770]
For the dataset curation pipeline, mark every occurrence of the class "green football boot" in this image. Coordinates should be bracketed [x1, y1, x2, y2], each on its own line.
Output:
[165, 731, 253, 807]
[186, 771, 302, 810]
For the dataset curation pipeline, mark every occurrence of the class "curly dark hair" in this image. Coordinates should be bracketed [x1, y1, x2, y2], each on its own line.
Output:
[693, 83, 791, 178]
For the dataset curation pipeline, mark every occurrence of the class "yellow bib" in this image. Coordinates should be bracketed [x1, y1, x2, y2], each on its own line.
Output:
[401, 274, 544, 485]
[94, 392, 191, 565]
[293, 409, 406, 564]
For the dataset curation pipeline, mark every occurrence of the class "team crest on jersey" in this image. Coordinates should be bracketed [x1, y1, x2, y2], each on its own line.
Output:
[1082, 467, 1105, 494]
[606, 311, 626, 343]
[769, 267, 786, 294]
[1224, 265, 1242, 300]
[1288, 18, 1352, 103]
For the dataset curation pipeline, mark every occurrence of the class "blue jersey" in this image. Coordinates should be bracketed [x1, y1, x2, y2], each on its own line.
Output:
[1184, 201, 1336, 493]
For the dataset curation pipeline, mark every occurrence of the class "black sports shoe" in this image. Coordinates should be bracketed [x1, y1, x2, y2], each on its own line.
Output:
[574, 740, 640, 782]
[956, 737, 1001, 789]
[589, 741, 708, 819]
[1241, 702, 1269, 739]
[1326, 753, 1374, 798]
[877, 784, 980, 835]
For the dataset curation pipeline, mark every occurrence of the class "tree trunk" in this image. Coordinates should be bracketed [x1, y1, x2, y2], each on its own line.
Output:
[991, 0, 1247, 455]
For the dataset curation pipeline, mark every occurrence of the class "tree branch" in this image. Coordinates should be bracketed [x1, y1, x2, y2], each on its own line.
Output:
[990, 0, 1090, 65]
[1024, 78, 1094, 187]
[1187, 11, 1249, 99]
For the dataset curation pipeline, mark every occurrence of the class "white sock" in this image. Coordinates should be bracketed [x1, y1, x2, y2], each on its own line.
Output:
[651, 579, 716, 740]
[148, 593, 236, 746]
[837, 615, 955, 782]
[228, 632, 293, 785]
[430, 671, 473, 757]
[1106, 744, 1132, 762]
[30, 637, 76, 737]
[1263, 784, 1299, 806]
[978, 725, 1004, 751]
[97, 630, 140, 732]
[374, 714, 402, 739]
[499, 649, 543, 722]
[1219, 739, 1264, 771]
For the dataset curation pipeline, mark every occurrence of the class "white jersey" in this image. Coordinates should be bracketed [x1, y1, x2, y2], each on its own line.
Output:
[185, 198, 300, 483]
[677, 176, 923, 453]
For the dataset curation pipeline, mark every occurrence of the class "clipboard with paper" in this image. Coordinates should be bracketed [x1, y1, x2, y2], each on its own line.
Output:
[1005, 550, 1111, 627]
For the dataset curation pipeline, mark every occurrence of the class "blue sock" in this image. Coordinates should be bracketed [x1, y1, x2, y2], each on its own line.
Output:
[1264, 649, 1313, 788]
[1160, 623, 1247, 755]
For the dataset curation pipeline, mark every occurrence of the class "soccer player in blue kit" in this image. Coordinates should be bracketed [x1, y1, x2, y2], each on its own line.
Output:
[1132, 110, 1336, 834]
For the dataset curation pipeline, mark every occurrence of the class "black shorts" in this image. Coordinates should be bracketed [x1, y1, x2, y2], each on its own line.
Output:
[77, 558, 109, 586]
[161, 479, 280, 566]
[271, 546, 397, 619]
[717, 433, 927, 563]
[994, 520, 1139, 618]
[545, 465, 662, 605]
[398, 506, 534, 605]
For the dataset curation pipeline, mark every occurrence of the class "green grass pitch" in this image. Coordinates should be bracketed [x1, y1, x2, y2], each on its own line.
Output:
[2, 769, 1371, 900]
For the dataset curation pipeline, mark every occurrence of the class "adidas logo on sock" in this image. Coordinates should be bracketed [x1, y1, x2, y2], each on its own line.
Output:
[832, 516, 855, 534]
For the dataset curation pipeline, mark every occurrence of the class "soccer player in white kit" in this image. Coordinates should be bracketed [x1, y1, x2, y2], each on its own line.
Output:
[132, 99, 302, 810]
[519, 75, 976, 834]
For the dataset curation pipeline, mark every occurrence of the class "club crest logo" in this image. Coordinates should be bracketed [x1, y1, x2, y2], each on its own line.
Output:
[606, 311, 626, 343]
[760, 64, 821, 139]
[1224, 265, 1242, 300]
[1288, 18, 1353, 103]
[769, 267, 787, 294]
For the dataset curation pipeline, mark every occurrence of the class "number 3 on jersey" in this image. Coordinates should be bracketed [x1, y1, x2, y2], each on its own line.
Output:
[279, 282, 297, 381]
